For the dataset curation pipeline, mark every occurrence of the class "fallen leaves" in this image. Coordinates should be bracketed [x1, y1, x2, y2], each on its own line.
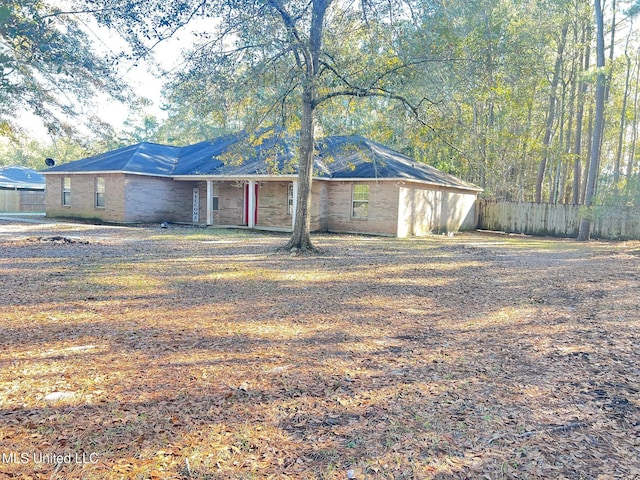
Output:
[0, 223, 638, 479]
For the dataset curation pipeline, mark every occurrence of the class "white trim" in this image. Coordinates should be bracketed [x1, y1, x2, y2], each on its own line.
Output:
[291, 180, 298, 229]
[95, 177, 106, 208]
[351, 184, 369, 220]
[173, 175, 482, 192]
[315, 177, 483, 192]
[247, 180, 256, 228]
[173, 174, 298, 181]
[206, 180, 214, 226]
[44, 171, 176, 178]
[45, 171, 482, 193]
[62, 176, 71, 207]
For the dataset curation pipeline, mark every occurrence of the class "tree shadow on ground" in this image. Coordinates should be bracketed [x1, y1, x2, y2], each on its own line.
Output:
[0, 229, 638, 479]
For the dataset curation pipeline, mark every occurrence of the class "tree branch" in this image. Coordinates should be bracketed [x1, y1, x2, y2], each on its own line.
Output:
[264, 0, 309, 69]
[315, 87, 467, 160]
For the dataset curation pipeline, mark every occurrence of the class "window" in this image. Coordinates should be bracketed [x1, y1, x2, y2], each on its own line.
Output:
[352, 184, 369, 219]
[62, 177, 71, 206]
[95, 177, 105, 208]
[209, 183, 219, 211]
[287, 183, 294, 215]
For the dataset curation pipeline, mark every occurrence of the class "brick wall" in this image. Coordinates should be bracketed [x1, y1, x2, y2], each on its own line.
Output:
[45, 173, 126, 222]
[44, 173, 478, 235]
[440, 189, 477, 231]
[45, 173, 202, 224]
[311, 181, 329, 232]
[397, 186, 440, 237]
[124, 175, 197, 223]
[325, 181, 399, 236]
[256, 182, 291, 229]
[216, 182, 244, 225]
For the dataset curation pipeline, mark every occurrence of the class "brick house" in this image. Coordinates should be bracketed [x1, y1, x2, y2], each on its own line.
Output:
[43, 132, 482, 237]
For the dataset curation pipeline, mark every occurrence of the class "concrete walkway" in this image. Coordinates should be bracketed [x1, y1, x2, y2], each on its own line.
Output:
[0, 213, 48, 224]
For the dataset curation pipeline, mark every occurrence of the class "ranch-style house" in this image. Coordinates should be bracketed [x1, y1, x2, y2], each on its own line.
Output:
[44, 131, 482, 237]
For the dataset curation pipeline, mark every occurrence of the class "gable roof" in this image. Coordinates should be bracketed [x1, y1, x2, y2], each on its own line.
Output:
[0, 165, 45, 190]
[44, 131, 481, 192]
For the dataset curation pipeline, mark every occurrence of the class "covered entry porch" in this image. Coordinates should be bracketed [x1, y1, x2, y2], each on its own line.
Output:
[180, 177, 299, 232]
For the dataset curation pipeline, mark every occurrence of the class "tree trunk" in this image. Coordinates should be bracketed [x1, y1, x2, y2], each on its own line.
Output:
[578, 0, 606, 241]
[552, 80, 569, 204]
[286, 86, 315, 252]
[604, 0, 616, 102]
[626, 48, 640, 185]
[283, 0, 328, 252]
[614, 27, 634, 187]
[581, 104, 593, 204]
[535, 24, 568, 203]
[573, 21, 590, 205]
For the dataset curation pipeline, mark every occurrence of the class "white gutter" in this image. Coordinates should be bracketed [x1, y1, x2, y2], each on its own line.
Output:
[44, 170, 482, 193]
[315, 176, 484, 193]
[173, 174, 298, 181]
[42, 171, 175, 178]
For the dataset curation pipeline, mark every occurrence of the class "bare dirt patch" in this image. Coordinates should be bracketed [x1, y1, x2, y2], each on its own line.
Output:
[0, 223, 638, 479]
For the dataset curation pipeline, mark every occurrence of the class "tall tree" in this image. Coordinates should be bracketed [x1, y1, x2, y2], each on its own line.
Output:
[613, 23, 634, 188]
[85, 0, 436, 251]
[0, 0, 126, 138]
[626, 47, 640, 194]
[577, 0, 606, 241]
[274, 0, 328, 251]
[392, 0, 593, 203]
[572, 17, 591, 205]
[535, 23, 569, 203]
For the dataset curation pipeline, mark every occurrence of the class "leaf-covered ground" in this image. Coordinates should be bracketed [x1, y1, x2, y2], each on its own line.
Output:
[0, 219, 638, 479]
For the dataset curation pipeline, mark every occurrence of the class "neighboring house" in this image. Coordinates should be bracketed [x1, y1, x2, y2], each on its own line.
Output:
[0, 165, 46, 213]
[43, 132, 482, 237]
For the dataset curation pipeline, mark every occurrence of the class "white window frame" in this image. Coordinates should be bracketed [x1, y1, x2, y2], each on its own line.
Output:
[210, 183, 219, 212]
[62, 177, 71, 206]
[351, 184, 369, 219]
[95, 177, 106, 208]
[287, 183, 294, 215]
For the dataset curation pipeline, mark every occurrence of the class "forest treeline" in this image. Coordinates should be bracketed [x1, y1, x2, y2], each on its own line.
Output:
[1, 0, 639, 208]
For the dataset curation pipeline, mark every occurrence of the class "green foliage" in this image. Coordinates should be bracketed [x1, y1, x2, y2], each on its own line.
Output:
[594, 172, 640, 207]
[0, 132, 114, 170]
[45, 0, 640, 213]
[0, 0, 128, 138]
[95, 0, 440, 141]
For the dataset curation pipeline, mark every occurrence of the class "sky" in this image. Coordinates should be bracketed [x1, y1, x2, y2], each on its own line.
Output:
[76, 17, 174, 131]
[20, 12, 191, 143]
[81, 14, 216, 133]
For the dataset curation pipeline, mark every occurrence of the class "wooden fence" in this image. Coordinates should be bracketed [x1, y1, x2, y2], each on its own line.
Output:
[477, 200, 640, 240]
[0, 190, 45, 213]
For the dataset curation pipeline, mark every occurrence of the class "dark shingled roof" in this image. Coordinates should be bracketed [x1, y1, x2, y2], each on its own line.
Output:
[0, 165, 45, 190]
[44, 132, 480, 191]
[314, 135, 480, 190]
[45, 131, 296, 177]
[44, 142, 182, 176]
[174, 132, 296, 176]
